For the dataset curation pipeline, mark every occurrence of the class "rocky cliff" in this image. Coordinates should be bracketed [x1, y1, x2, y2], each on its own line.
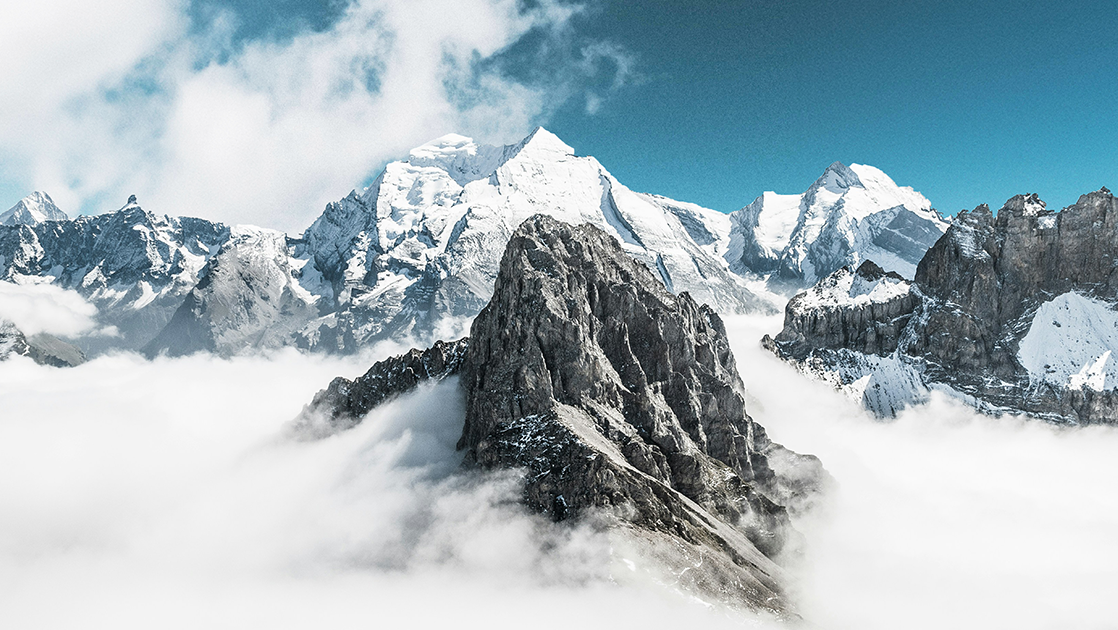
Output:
[303, 215, 826, 614]
[767, 188, 1118, 424]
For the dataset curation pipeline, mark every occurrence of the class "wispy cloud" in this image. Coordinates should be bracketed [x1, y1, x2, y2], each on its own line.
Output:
[0, 281, 100, 336]
[0, 0, 634, 232]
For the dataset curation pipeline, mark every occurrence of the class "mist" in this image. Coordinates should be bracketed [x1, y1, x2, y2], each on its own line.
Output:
[2, 316, 1116, 628]
[0, 347, 774, 629]
[726, 315, 1118, 630]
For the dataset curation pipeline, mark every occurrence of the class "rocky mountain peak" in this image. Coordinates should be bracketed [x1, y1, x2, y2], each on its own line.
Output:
[300, 214, 825, 613]
[1002, 192, 1047, 216]
[773, 187, 1118, 423]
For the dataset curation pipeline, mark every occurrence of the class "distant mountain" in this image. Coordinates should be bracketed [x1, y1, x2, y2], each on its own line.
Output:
[765, 188, 1118, 424]
[300, 214, 826, 613]
[0, 321, 85, 367]
[0, 130, 950, 359]
[0, 191, 68, 226]
[150, 128, 770, 356]
[0, 195, 234, 354]
[729, 161, 948, 289]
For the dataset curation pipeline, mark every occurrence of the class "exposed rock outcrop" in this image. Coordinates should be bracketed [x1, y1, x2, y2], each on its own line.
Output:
[304, 215, 826, 614]
[295, 338, 468, 436]
[768, 188, 1118, 424]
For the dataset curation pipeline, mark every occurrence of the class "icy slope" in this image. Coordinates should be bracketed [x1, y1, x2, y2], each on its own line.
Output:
[1018, 292, 1118, 392]
[730, 162, 948, 288]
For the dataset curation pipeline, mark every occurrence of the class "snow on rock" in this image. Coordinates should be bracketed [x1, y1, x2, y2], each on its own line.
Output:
[1018, 292, 1118, 392]
[730, 161, 948, 288]
[0, 192, 69, 226]
[795, 261, 912, 309]
[0, 195, 232, 354]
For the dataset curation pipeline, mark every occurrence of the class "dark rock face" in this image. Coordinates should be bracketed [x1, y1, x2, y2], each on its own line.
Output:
[770, 188, 1118, 424]
[296, 338, 468, 435]
[302, 215, 825, 613]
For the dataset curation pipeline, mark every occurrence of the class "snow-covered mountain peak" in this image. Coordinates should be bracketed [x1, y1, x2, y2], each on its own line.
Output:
[120, 195, 141, 212]
[1, 191, 69, 226]
[812, 161, 864, 193]
[510, 126, 575, 158]
[730, 161, 946, 286]
[405, 133, 511, 187]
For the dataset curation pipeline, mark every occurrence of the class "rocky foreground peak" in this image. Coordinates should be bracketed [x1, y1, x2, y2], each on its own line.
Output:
[300, 214, 826, 614]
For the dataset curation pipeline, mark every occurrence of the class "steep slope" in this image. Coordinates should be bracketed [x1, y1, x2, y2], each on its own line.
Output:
[302, 215, 826, 613]
[0, 196, 232, 353]
[767, 188, 1118, 424]
[0, 321, 86, 367]
[0, 191, 68, 226]
[730, 162, 948, 289]
[153, 128, 772, 356]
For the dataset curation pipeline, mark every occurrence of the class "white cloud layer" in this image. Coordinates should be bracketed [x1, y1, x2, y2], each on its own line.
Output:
[0, 281, 99, 336]
[5, 313, 1114, 627]
[0, 0, 630, 232]
[726, 315, 1118, 629]
[0, 347, 779, 629]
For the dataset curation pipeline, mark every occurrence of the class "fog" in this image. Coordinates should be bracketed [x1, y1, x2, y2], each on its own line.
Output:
[726, 315, 1118, 630]
[1, 316, 1117, 628]
[0, 348, 772, 629]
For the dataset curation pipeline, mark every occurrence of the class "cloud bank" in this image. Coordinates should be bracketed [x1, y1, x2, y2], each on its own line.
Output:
[0, 348, 776, 629]
[0, 281, 99, 336]
[726, 315, 1118, 630]
[4, 314, 1116, 628]
[0, 0, 633, 232]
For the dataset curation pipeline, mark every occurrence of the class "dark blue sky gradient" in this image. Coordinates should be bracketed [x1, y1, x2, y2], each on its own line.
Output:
[540, 0, 1117, 214]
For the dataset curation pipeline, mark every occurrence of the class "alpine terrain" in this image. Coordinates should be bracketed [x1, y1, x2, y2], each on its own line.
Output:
[766, 188, 1118, 424]
[729, 161, 949, 290]
[0, 129, 946, 361]
[300, 215, 827, 614]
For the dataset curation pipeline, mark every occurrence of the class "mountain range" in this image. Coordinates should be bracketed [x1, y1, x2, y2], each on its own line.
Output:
[0, 128, 946, 359]
[765, 188, 1118, 424]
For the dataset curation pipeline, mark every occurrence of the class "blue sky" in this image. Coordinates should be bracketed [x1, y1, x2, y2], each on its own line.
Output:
[0, 0, 1114, 226]
[541, 0, 1118, 214]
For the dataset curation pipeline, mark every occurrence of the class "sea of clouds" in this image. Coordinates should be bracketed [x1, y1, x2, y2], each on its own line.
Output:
[1, 306, 1117, 628]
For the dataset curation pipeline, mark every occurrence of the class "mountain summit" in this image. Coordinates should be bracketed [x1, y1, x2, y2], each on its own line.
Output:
[301, 214, 826, 613]
[0, 191, 68, 226]
[729, 161, 947, 289]
[767, 188, 1118, 423]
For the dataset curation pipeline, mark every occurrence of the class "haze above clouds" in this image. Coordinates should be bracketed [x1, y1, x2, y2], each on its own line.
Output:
[0, 0, 632, 232]
[2, 315, 1117, 628]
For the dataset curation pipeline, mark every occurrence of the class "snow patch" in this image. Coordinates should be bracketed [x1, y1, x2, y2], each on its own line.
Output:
[1018, 292, 1118, 392]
